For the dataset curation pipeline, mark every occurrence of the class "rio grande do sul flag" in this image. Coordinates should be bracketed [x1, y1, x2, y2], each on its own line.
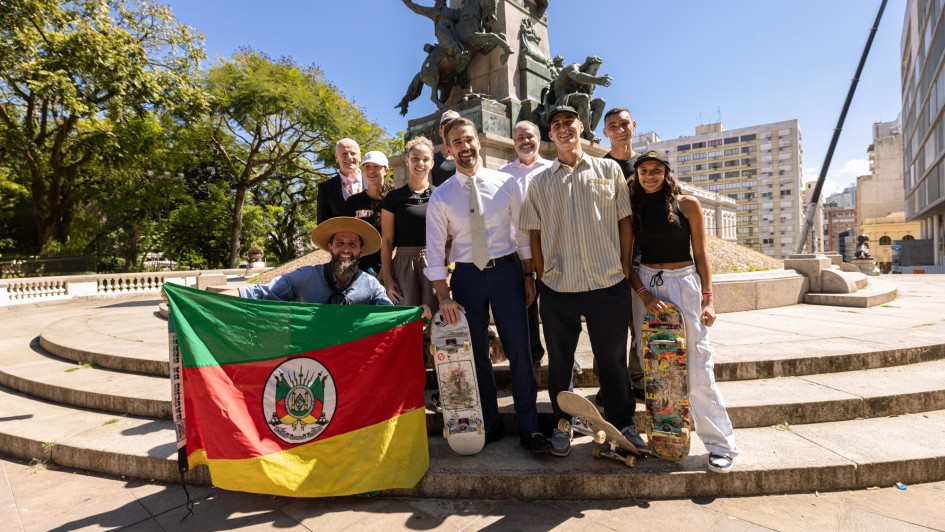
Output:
[163, 283, 429, 497]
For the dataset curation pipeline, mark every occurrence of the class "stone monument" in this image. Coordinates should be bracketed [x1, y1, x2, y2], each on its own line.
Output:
[392, 0, 610, 185]
[852, 234, 881, 276]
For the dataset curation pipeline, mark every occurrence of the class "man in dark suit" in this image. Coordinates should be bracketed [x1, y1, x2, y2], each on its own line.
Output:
[317, 138, 364, 223]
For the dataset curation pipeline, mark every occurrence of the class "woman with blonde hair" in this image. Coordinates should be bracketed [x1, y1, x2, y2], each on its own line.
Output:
[381, 136, 439, 314]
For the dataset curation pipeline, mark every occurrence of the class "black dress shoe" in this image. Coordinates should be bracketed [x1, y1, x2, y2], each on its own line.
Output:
[485, 428, 505, 445]
[519, 431, 552, 453]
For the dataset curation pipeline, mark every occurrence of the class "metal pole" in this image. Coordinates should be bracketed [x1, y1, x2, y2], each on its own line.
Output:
[794, 0, 888, 255]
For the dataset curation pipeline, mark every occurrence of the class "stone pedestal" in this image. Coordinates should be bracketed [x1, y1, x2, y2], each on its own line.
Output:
[852, 258, 881, 276]
[392, 99, 607, 187]
[447, 0, 550, 106]
[784, 254, 832, 293]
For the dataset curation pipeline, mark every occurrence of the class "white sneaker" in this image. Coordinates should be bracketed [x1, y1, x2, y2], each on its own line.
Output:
[708, 453, 734, 474]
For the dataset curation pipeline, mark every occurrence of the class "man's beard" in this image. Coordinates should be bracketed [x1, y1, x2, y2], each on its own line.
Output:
[330, 253, 360, 278]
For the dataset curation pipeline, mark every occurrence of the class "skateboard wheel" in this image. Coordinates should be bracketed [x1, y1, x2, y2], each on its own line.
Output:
[592, 445, 602, 459]
[442, 427, 450, 439]
[557, 418, 571, 432]
[593, 430, 606, 445]
[625, 456, 636, 468]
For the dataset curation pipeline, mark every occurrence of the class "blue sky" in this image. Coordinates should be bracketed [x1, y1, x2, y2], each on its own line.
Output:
[165, 0, 906, 196]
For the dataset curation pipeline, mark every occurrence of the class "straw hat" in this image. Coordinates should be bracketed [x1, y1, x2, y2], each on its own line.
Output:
[310, 217, 381, 256]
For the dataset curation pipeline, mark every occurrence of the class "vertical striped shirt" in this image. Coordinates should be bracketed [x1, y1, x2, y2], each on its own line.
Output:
[519, 153, 632, 292]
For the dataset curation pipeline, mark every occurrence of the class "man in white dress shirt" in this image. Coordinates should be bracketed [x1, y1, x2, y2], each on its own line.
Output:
[499, 121, 552, 370]
[424, 117, 552, 454]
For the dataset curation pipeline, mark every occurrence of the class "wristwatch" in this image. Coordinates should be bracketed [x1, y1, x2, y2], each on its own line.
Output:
[523, 271, 535, 278]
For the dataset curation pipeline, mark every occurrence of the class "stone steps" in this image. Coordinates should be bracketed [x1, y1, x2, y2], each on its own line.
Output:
[2, 384, 942, 500]
[2, 278, 944, 501]
[0, 339, 170, 419]
[6, 333, 945, 432]
[39, 311, 169, 376]
[38, 306, 945, 387]
[804, 277, 898, 307]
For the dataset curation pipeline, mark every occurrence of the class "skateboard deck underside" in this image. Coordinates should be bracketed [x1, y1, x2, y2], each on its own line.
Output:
[642, 305, 691, 461]
[431, 312, 485, 456]
[557, 391, 639, 467]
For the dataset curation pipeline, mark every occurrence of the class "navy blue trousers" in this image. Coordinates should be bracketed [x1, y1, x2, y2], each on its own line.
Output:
[450, 260, 539, 434]
[539, 278, 636, 430]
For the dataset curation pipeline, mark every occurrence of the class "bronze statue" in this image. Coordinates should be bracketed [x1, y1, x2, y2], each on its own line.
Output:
[401, 0, 468, 63]
[517, 18, 552, 69]
[540, 55, 612, 141]
[855, 234, 873, 260]
[396, 0, 515, 116]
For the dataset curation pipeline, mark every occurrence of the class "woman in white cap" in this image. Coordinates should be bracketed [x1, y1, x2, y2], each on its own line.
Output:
[380, 137, 439, 315]
[627, 150, 739, 474]
[345, 150, 393, 276]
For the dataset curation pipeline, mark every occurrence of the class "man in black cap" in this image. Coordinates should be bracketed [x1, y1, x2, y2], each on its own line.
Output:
[519, 105, 646, 458]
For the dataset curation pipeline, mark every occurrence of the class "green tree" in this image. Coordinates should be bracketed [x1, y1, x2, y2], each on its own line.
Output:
[0, 0, 205, 252]
[205, 49, 391, 267]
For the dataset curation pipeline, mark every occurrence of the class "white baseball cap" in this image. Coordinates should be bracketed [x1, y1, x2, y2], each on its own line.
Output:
[361, 151, 389, 168]
[439, 110, 461, 126]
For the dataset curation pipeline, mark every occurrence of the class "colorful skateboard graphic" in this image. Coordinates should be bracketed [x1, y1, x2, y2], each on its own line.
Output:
[641, 302, 691, 461]
[557, 391, 640, 467]
[430, 311, 485, 455]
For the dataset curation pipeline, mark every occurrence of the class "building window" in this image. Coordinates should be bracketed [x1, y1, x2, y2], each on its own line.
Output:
[741, 134, 757, 142]
[724, 137, 739, 145]
[903, 235, 915, 240]
[879, 236, 892, 245]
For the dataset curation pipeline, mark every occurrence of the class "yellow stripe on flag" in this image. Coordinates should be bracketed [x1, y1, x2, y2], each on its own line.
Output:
[187, 408, 429, 497]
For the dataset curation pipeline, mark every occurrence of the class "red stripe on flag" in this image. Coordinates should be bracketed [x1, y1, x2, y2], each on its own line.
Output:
[183, 320, 425, 460]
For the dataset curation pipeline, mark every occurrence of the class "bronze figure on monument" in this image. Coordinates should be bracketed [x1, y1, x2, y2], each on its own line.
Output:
[539, 55, 612, 141]
[395, 0, 515, 116]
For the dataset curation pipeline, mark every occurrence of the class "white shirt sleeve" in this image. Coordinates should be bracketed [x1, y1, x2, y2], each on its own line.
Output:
[424, 192, 450, 282]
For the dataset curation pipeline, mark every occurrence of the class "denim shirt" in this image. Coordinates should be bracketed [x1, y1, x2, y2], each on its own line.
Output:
[239, 265, 392, 305]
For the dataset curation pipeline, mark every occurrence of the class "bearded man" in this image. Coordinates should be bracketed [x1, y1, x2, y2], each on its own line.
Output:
[239, 218, 425, 315]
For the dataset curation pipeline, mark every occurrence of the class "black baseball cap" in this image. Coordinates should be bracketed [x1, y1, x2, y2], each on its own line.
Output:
[547, 105, 579, 123]
[633, 150, 670, 170]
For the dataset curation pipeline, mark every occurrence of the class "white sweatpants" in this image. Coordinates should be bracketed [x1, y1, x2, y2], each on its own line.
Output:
[632, 264, 739, 458]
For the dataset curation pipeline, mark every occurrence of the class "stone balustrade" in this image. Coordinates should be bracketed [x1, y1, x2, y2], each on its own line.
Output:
[0, 268, 267, 306]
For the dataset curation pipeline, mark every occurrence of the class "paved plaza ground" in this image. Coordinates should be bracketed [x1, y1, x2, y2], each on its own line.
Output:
[2, 453, 944, 531]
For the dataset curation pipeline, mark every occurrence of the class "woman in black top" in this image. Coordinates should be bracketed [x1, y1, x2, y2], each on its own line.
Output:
[345, 151, 393, 275]
[380, 137, 438, 313]
[627, 150, 739, 474]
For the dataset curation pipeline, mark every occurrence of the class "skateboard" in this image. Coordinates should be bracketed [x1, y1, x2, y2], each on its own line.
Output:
[641, 302, 691, 461]
[556, 391, 640, 467]
[430, 311, 485, 455]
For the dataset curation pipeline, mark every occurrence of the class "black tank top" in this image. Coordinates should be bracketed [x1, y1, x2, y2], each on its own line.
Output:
[637, 192, 693, 264]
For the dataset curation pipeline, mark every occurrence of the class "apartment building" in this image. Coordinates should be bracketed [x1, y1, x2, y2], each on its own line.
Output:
[633, 119, 803, 258]
[901, 0, 945, 266]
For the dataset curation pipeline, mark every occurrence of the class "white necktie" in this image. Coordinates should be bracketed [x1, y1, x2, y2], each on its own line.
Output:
[469, 175, 489, 270]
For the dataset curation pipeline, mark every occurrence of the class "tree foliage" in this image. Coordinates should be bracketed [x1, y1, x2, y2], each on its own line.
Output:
[0, 0, 205, 252]
[204, 49, 392, 267]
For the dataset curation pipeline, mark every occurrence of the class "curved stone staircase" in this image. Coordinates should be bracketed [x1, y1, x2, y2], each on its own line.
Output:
[1, 277, 944, 500]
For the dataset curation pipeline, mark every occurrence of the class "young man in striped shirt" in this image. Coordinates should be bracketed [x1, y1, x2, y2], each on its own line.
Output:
[519, 105, 647, 458]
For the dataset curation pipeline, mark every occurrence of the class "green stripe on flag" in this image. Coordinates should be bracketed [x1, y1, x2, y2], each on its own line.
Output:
[164, 283, 422, 368]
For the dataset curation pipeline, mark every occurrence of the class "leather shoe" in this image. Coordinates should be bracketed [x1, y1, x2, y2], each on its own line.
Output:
[485, 428, 505, 445]
[519, 431, 552, 453]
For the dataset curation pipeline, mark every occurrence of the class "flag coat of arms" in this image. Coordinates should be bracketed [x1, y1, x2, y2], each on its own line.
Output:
[164, 283, 429, 497]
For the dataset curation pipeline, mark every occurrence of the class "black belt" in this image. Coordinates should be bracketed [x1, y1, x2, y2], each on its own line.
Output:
[456, 253, 516, 270]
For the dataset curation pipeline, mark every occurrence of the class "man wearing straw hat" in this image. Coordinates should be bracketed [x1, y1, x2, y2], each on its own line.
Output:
[239, 217, 428, 317]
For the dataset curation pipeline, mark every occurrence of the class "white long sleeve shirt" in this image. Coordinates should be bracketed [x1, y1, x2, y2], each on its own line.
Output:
[424, 167, 531, 282]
